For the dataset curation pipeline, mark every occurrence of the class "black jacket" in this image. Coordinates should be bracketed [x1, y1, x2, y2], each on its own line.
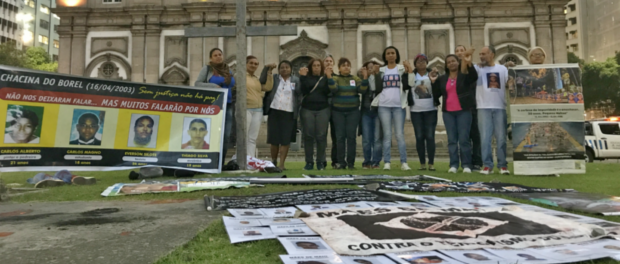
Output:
[300, 75, 330, 111]
[431, 65, 478, 112]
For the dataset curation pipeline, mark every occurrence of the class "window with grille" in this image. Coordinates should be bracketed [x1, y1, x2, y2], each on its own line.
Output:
[101, 62, 116, 77]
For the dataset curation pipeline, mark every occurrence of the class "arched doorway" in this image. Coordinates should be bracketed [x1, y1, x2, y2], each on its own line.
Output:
[291, 56, 312, 77]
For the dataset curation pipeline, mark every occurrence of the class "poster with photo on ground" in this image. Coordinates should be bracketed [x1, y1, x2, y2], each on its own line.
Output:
[528, 244, 610, 262]
[259, 218, 305, 226]
[279, 255, 342, 264]
[260, 207, 297, 218]
[222, 216, 263, 228]
[438, 249, 512, 264]
[270, 224, 318, 236]
[386, 251, 461, 264]
[483, 248, 559, 263]
[278, 237, 336, 255]
[225, 227, 275, 243]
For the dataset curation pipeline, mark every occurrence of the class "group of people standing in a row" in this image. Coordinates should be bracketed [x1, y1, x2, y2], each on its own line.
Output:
[196, 44, 550, 175]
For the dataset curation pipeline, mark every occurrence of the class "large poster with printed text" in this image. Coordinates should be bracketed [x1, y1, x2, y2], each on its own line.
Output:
[509, 64, 585, 175]
[0, 66, 227, 173]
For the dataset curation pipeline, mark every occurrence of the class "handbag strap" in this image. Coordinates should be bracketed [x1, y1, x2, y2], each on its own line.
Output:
[308, 76, 323, 94]
[301, 76, 323, 102]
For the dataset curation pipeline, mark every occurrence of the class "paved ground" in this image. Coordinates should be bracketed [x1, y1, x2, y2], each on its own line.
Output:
[0, 199, 221, 264]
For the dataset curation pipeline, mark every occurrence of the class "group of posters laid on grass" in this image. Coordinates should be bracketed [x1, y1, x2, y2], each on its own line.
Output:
[0, 66, 227, 173]
[219, 195, 620, 263]
[509, 64, 585, 175]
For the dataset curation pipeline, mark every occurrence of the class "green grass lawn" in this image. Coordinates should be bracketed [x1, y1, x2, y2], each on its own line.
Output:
[2, 161, 620, 264]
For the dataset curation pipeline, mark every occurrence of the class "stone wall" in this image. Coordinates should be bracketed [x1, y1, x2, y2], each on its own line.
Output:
[53, 0, 569, 85]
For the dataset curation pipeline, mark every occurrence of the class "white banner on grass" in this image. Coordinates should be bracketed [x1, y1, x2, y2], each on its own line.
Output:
[302, 207, 604, 255]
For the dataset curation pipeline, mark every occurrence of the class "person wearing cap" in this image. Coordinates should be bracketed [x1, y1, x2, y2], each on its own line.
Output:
[404, 54, 438, 171]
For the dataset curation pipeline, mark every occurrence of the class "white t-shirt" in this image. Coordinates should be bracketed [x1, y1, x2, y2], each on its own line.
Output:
[378, 67, 402, 107]
[410, 72, 437, 112]
[475, 64, 509, 109]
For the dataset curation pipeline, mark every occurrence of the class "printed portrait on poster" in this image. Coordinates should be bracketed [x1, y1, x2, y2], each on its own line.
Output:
[4, 104, 43, 144]
[127, 114, 159, 148]
[69, 109, 105, 146]
[487, 73, 501, 89]
[402, 255, 446, 263]
[295, 241, 326, 250]
[181, 117, 211, 150]
[414, 79, 433, 99]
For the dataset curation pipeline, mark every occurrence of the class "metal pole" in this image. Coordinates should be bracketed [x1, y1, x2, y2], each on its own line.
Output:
[235, 0, 247, 168]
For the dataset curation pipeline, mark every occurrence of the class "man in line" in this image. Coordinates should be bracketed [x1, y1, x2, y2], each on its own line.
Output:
[70, 113, 102, 145]
[475, 46, 510, 175]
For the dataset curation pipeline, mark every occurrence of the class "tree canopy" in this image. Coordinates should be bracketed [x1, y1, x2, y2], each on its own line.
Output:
[0, 43, 58, 72]
[580, 52, 620, 116]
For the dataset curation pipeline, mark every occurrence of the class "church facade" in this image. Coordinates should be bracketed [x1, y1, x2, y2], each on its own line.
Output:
[53, 0, 569, 86]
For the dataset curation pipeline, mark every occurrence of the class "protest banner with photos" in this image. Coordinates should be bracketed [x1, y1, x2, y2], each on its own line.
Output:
[0, 66, 227, 173]
[507, 192, 620, 216]
[101, 180, 250, 197]
[509, 64, 585, 175]
[204, 189, 405, 210]
[302, 207, 604, 255]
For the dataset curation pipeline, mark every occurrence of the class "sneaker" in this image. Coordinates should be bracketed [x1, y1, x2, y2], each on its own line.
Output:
[303, 162, 314, 171]
[480, 166, 492, 175]
[472, 165, 482, 172]
[72, 176, 97, 185]
[348, 166, 356, 170]
[34, 179, 66, 188]
[362, 164, 371, 170]
[317, 163, 325, 171]
[383, 163, 391, 170]
[448, 167, 458, 173]
[401, 163, 412, 171]
[463, 168, 472, 173]
[334, 163, 346, 170]
[500, 167, 510, 175]
[428, 165, 436, 171]
[331, 163, 339, 169]
[371, 164, 380, 169]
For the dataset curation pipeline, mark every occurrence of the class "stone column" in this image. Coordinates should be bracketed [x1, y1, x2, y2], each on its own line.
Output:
[145, 31, 161, 83]
[69, 14, 88, 76]
[57, 31, 72, 75]
[343, 26, 358, 73]
[130, 30, 145, 83]
[469, 6, 486, 49]
[534, 22, 553, 60]
[326, 24, 343, 61]
[452, 2, 471, 48]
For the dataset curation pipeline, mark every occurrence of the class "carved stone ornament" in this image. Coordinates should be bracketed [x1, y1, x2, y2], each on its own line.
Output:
[280, 30, 328, 62]
[160, 66, 189, 86]
[164, 36, 188, 68]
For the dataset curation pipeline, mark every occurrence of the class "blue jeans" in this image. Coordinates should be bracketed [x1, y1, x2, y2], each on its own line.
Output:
[443, 110, 472, 169]
[222, 104, 234, 166]
[378, 107, 407, 164]
[362, 109, 383, 166]
[478, 108, 508, 168]
[411, 110, 438, 165]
